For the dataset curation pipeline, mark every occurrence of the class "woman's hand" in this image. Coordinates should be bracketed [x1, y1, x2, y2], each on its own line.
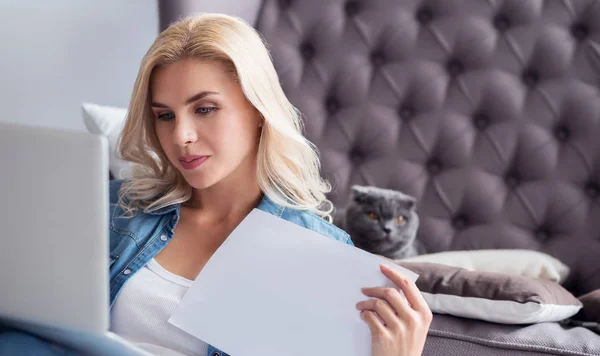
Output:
[357, 264, 432, 356]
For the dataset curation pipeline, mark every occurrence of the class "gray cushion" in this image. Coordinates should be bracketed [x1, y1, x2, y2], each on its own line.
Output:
[255, 0, 600, 296]
[576, 289, 600, 322]
[397, 261, 582, 324]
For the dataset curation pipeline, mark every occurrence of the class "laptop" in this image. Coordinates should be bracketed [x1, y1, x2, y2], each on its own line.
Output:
[0, 122, 150, 355]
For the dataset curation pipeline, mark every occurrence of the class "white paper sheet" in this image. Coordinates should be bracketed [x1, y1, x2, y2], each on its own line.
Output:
[168, 209, 419, 356]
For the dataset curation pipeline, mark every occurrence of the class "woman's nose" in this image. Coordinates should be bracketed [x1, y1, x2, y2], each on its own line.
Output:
[173, 116, 198, 146]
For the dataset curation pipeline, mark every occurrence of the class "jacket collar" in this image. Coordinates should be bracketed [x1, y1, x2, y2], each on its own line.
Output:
[146, 193, 285, 217]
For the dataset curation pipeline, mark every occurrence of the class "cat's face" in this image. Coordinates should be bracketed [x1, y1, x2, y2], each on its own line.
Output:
[345, 185, 419, 254]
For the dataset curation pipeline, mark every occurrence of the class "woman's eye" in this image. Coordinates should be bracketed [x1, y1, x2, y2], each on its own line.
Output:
[195, 107, 216, 115]
[157, 112, 175, 120]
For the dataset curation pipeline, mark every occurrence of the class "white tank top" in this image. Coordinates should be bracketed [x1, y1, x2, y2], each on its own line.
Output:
[110, 258, 208, 356]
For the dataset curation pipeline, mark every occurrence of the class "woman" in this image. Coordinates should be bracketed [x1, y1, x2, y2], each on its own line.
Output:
[0, 13, 431, 356]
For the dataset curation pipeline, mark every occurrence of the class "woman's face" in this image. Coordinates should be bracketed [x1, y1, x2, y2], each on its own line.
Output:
[150, 58, 262, 190]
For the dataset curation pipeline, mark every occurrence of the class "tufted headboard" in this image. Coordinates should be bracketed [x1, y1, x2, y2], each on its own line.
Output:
[254, 0, 600, 296]
[159, 0, 600, 296]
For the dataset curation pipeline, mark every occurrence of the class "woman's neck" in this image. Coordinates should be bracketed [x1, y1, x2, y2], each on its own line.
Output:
[185, 160, 262, 225]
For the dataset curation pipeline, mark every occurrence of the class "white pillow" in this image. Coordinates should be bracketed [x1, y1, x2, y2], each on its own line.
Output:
[398, 249, 570, 283]
[81, 103, 131, 179]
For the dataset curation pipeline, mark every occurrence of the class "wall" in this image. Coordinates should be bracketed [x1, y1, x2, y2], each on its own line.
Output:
[0, 0, 264, 132]
[158, 0, 263, 30]
[0, 0, 159, 131]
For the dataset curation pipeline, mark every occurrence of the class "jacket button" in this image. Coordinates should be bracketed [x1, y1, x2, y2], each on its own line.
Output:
[211, 352, 221, 356]
[123, 269, 132, 275]
[160, 234, 168, 241]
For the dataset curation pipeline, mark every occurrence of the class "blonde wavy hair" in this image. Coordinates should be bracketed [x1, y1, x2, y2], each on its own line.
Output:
[117, 13, 334, 221]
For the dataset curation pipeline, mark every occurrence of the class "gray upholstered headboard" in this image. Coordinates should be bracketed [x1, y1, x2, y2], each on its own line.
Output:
[159, 0, 600, 296]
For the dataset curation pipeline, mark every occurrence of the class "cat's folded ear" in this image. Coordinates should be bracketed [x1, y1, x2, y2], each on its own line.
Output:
[351, 185, 372, 204]
[405, 196, 417, 209]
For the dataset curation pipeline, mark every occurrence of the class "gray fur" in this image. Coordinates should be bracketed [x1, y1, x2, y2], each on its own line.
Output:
[344, 185, 423, 260]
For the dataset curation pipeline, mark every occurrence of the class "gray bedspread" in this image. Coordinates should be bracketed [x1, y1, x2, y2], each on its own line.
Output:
[425, 314, 600, 356]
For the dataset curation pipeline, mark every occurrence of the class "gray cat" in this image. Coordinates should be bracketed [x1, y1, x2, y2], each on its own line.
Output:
[344, 185, 423, 260]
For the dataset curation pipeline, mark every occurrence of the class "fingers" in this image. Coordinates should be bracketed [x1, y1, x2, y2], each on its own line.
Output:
[380, 264, 429, 313]
[360, 310, 388, 338]
[360, 286, 410, 320]
[356, 297, 399, 328]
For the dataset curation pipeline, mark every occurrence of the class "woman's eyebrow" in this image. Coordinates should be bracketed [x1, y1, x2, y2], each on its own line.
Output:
[151, 91, 220, 108]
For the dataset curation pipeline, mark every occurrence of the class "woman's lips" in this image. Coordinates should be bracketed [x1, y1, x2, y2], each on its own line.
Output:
[178, 155, 209, 170]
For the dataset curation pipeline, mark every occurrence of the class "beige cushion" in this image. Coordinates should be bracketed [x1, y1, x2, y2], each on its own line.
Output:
[397, 261, 582, 324]
[81, 102, 130, 179]
[398, 249, 569, 283]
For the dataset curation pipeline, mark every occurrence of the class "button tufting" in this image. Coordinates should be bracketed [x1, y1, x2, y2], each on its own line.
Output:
[426, 159, 441, 175]
[505, 172, 520, 188]
[522, 70, 539, 88]
[473, 113, 489, 130]
[535, 228, 550, 242]
[325, 96, 339, 114]
[446, 59, 464, 76]
[300, 42, 315, 60]
[585, 181, 600, 198]
[399, 106, 414, 120]
[554, 125, 570, 142]
[344, 1, 360, 16]
[371, 51, 385, 67]
[571, 23, 589, 40]
[493, 14, 510, 32]
[416, 7, 433, 24]
[350, 149, 364, 164]
[452, 215, 468, 229]
[279, 0, 292, 8]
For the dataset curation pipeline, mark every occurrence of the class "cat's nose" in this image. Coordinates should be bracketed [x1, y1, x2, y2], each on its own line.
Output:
[383, 227, 391, 234]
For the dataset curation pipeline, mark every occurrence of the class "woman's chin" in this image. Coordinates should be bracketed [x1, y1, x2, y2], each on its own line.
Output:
[181, 172, 220, 190]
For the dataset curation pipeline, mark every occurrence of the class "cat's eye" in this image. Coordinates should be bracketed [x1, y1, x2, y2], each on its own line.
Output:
[395, 216, 406, 223]
[368, 212, 379, 220]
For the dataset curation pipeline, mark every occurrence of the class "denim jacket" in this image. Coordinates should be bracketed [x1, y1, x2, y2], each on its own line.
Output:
[108, 180, 353, 356]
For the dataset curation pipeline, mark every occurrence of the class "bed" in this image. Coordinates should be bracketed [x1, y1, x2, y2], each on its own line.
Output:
[157, 0, 600, 354]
